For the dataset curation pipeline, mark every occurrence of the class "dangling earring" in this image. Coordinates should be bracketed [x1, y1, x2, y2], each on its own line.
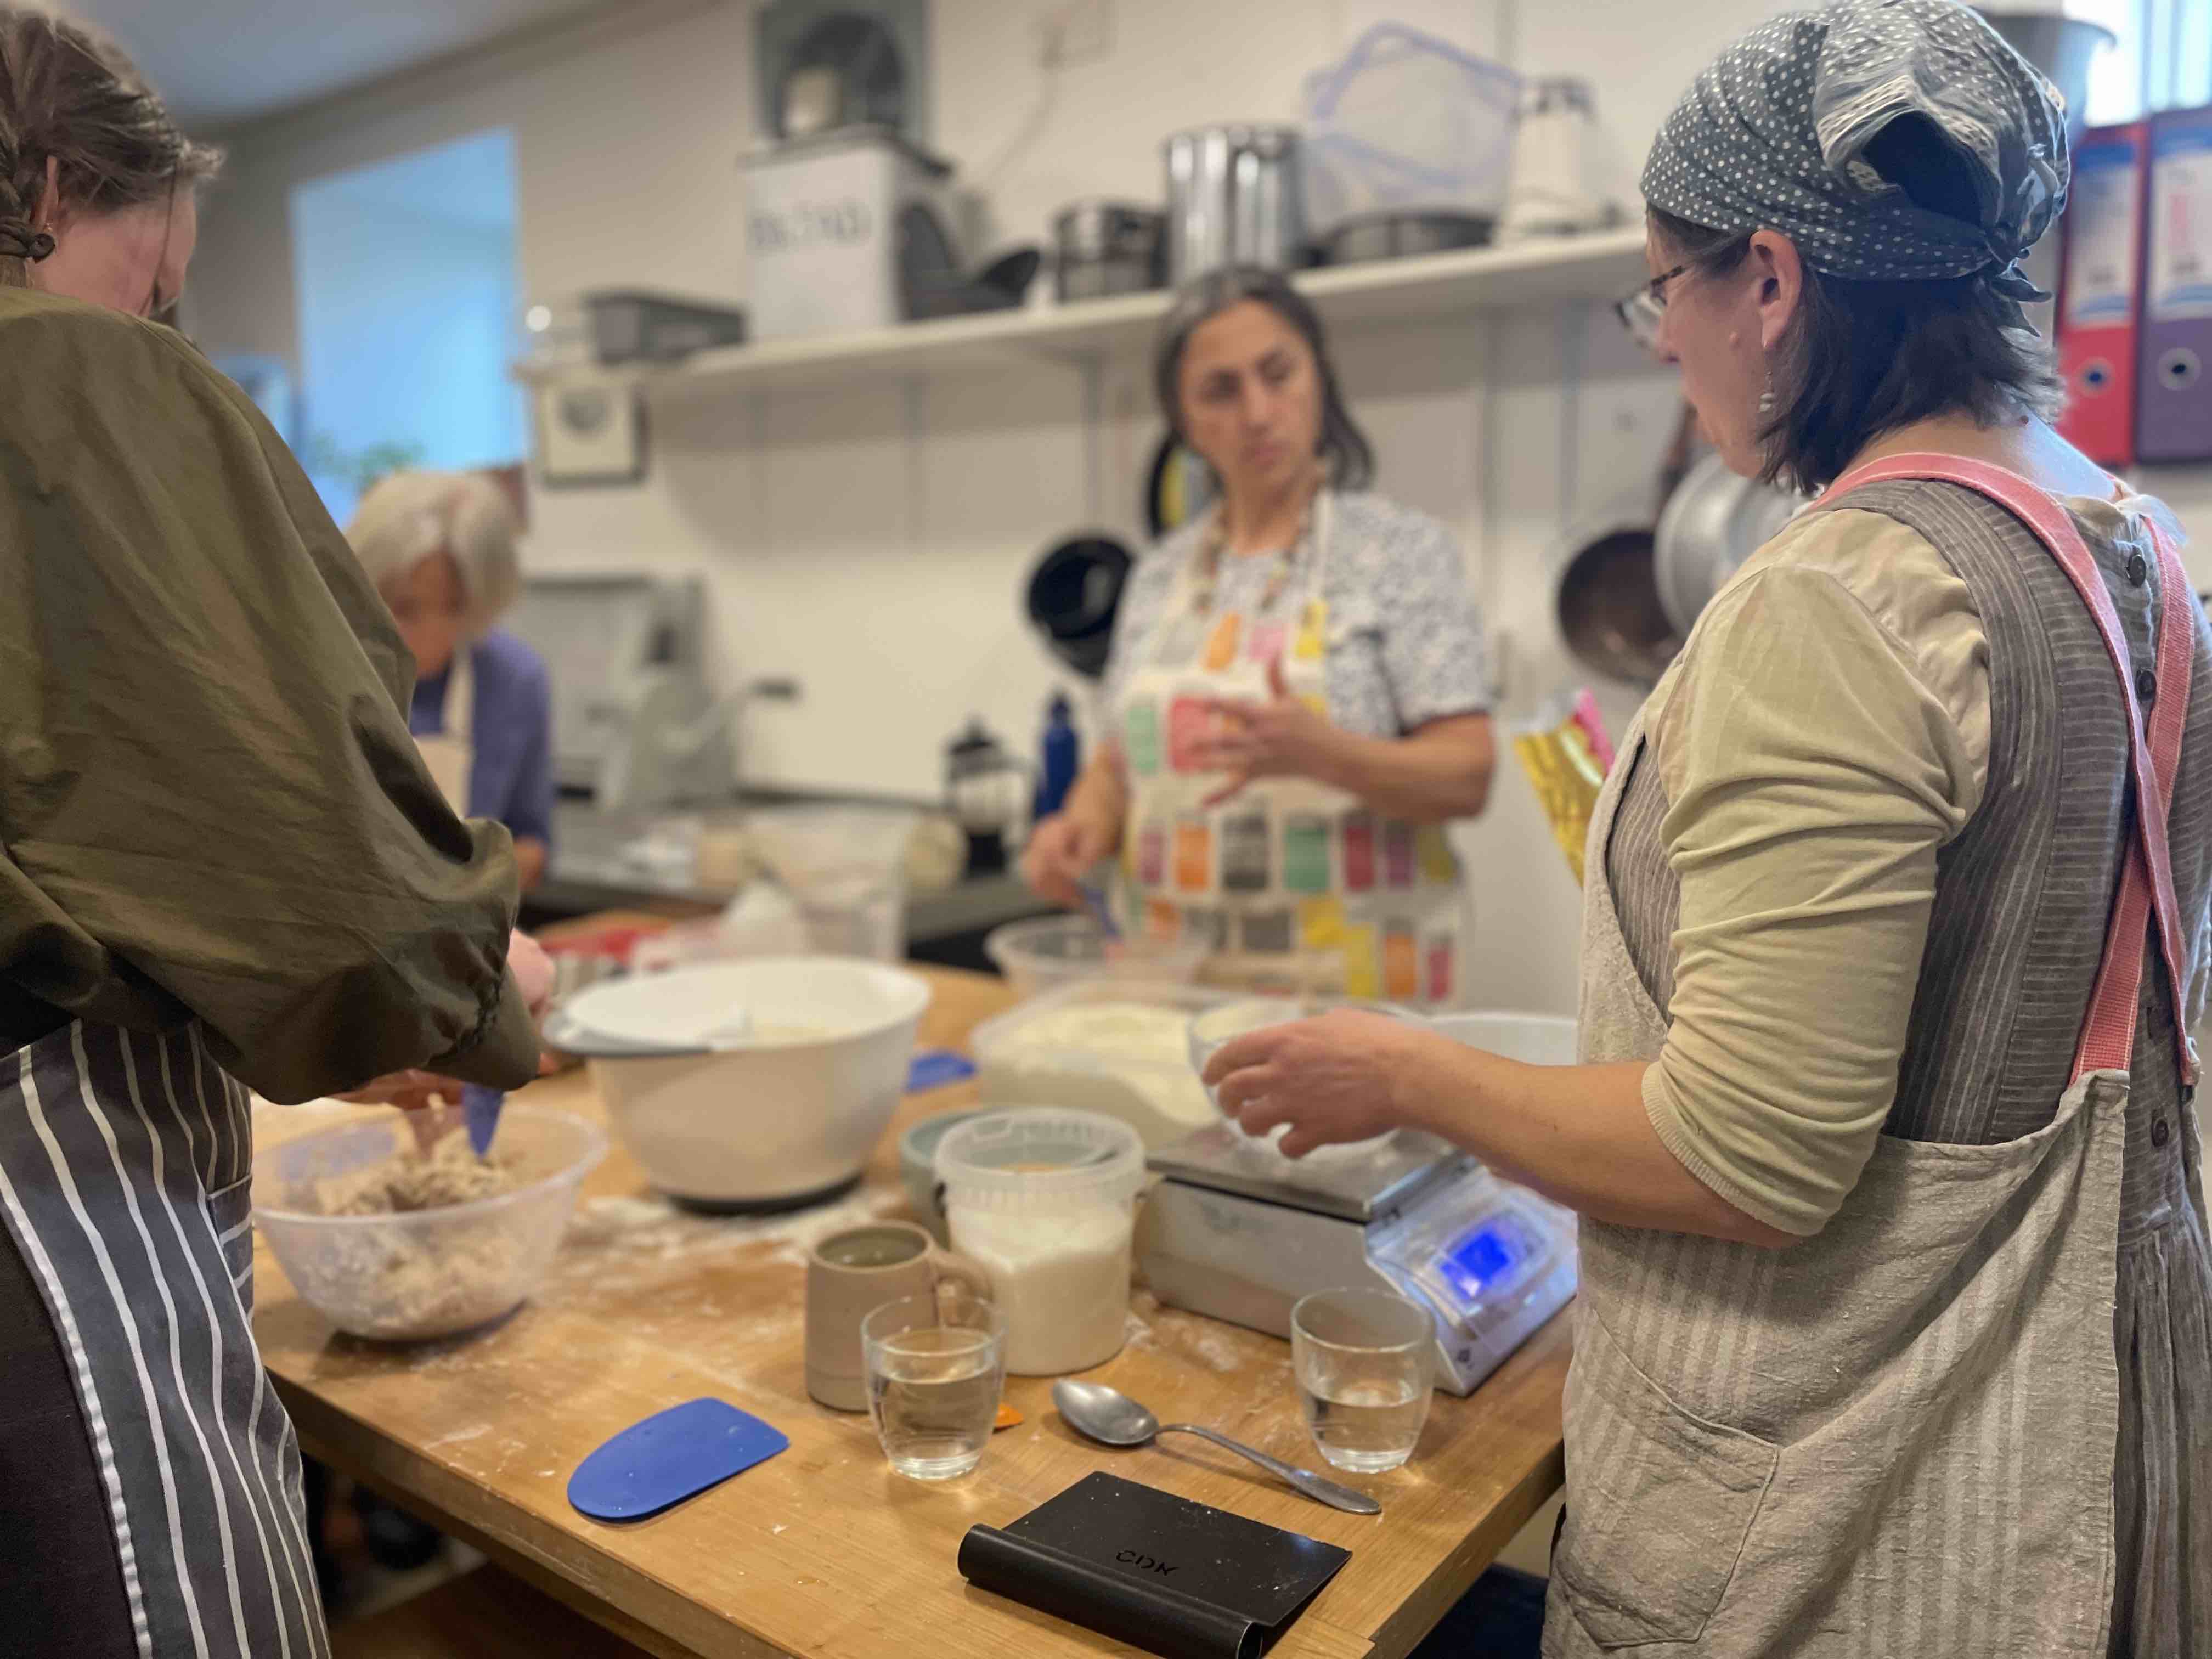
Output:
[1757, 368, 1776, 417]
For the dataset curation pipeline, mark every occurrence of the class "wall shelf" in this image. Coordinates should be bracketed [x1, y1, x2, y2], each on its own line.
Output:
[518, 228, 1649, 406]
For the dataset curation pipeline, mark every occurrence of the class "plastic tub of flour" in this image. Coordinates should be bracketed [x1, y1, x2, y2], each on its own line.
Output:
[933, 1110, 1148, 1375]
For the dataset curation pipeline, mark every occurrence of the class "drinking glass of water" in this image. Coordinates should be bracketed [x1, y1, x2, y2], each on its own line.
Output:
[862, 1286, 1005, 1481]
[1291, 1288, 1433, 1473]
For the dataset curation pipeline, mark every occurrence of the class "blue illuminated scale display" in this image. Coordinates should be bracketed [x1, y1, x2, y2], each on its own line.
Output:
[1138, 1122, 1579, 1397]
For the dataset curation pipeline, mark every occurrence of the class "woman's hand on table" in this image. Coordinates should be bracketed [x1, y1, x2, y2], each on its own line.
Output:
[1202, 1008, 1443, 1156]
[1194, 657, 1346, 808]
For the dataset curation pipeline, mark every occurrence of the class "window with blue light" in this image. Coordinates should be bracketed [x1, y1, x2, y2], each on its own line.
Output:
[290, 127, 523, 524]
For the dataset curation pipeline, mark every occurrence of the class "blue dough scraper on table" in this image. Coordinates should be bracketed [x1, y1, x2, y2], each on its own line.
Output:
[569, 1398, 789, 1521]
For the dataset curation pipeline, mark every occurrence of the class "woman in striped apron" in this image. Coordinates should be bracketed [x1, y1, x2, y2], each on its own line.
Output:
[1205, 4, 2210, 1654]
[0, 16, 544, 1654]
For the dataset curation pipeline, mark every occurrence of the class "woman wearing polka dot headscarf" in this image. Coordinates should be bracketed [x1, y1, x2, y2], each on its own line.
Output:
[1203, 3, 2210, 1653]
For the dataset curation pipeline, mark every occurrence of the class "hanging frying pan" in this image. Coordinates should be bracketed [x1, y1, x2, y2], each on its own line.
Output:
[1025, 532, 1135, 679]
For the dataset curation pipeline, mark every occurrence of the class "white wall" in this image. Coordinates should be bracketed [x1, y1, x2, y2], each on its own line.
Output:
[197, 0, 2212, 1016]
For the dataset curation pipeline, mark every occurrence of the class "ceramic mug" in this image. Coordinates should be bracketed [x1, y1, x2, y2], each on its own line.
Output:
[805, 1221, 990, 1412]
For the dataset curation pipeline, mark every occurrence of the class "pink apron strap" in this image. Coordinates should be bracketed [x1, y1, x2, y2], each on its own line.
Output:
[1825, 452, 2197, 1087]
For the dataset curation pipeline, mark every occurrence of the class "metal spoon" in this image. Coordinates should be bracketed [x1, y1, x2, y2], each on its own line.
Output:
[1052, 1378, 1381, 1516]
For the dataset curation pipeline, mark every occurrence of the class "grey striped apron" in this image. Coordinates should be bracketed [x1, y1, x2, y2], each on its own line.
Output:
[1544, 456, 2212, 1658]
[0, 1018, 330, 1657]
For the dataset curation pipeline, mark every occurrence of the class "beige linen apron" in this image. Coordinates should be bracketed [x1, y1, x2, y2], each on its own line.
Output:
[1545, 455, 2196, 1657]
[414, 646, 475, 817]
[1115, 492, 1468, 1002]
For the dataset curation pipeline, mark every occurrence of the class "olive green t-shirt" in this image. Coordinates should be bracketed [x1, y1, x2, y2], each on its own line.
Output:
[0, 286, 537, 1103]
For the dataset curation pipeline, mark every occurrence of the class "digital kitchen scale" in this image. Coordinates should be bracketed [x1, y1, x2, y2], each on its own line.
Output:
[1137, 1123, 1578, 1396]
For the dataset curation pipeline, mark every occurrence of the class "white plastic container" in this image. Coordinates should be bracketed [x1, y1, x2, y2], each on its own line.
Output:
[969, 980, 1242, 1149]
[252, 1108, 605, 1341]
[742, 129, 956, 338]
[557, 957, 932, 1209]
[983, 915, 1206, 997]
[933, 1110, 1147, 1376]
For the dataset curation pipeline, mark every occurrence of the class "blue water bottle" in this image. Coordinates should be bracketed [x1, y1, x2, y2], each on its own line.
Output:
[1035, 693, 1080, 821]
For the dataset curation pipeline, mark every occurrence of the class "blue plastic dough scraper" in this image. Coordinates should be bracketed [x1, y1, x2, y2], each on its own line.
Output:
[568, 1398, 790, 1521]
[461, 1083, 504, 1157]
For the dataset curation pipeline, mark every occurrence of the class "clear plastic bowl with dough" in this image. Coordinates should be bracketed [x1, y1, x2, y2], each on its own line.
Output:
[1187, 997, 1420, 1161]
[983, 916, 1206, 997]
[251, 1108, 606, 1342]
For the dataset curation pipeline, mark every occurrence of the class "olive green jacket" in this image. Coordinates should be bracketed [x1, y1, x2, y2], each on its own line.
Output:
[0, 287, 537, 1102]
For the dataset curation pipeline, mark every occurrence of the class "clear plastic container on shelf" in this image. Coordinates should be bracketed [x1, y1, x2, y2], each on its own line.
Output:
[1300, 22, 1522, 233]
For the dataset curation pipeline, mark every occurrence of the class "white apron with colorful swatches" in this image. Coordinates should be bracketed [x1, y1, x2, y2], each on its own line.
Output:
[1113, 495, 1467, 1004]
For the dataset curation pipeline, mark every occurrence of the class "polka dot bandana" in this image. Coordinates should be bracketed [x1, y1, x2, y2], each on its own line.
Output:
[1641, 0, 2069, 299]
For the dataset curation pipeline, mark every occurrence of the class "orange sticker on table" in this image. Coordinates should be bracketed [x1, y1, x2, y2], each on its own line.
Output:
[1383, 923, 1419, 1002]
[1416, 824, 1457, 884]
[1146, 899, 1182, 941]
[1174, 819, 1212, 893]
[1201, 613, 1244, 672]
[1299, 896, 1346, 951]
[1344, 924, 1381, 1000]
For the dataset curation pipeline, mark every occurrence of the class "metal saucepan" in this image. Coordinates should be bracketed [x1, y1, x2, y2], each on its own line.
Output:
[1052, 199, 1166, 302]
[1555, 404, 1697, 687]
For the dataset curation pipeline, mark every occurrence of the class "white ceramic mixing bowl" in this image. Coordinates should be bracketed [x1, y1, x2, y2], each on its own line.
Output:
[557, 957, 933, 1211]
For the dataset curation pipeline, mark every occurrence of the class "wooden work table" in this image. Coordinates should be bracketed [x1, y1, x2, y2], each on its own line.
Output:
[256, 967, 1570, 1659]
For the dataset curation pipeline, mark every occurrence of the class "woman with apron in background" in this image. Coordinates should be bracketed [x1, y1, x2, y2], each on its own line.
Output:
[1205, 5, 2210, 1654]
[0, 16, 547, 1652]
[347, 470, 557, 894]
[1024, 268, 1497, 1002]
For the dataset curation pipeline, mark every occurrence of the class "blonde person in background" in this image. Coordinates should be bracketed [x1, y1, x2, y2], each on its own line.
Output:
[348, 470, 556, 892]
[1023, 267, 1496, 1003]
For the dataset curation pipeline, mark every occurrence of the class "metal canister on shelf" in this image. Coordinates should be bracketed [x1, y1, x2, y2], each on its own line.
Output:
[1163, 125, 1306, 282]
[1051, 199, 1167, 302]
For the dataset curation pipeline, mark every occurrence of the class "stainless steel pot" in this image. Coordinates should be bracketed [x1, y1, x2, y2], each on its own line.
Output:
[1052, 200, 1166, 302]
[1652, 452, 1805, 636]
[1164, 125, 1305, 283]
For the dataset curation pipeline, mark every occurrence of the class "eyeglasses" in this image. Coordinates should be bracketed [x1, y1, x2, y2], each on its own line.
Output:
[1613, 263, 1689, 353]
